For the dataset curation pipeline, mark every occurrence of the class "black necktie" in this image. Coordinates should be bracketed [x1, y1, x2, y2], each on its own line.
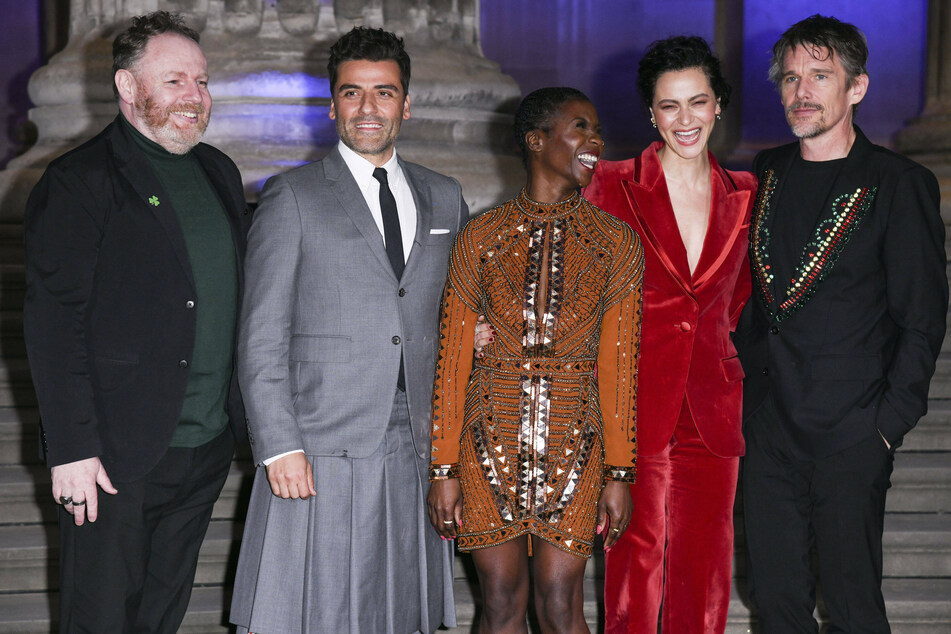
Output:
[373, 167, 405, 280]
[373, 167, 406, 392]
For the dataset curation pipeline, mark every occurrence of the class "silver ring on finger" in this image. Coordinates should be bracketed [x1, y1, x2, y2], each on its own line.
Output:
[59, 496, 73, 505]
[442, 520, 454, 525]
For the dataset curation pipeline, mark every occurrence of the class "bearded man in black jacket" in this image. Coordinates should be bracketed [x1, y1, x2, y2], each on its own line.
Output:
[734, 15, 947, 633]
[24, 11, 249, 633]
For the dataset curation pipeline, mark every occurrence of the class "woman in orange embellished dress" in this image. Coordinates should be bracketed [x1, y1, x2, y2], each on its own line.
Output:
[427, 87, 644, 633]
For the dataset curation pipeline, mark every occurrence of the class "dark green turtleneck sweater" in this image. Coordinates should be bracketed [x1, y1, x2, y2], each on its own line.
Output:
[123, 115, 237, 447]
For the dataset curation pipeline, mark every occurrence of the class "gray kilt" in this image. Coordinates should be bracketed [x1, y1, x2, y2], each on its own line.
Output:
[230, 391, 456, 634]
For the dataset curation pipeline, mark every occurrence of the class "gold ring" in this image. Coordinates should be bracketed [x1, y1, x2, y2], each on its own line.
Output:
[612, 528, 620, 533]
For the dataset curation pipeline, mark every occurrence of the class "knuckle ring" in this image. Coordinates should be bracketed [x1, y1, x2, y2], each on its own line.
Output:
[59, 496, 73, 505]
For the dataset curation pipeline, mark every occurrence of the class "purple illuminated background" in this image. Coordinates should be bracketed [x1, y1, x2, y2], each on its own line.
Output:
[480, 0, 928, 162]
[0, 1, 930, 170]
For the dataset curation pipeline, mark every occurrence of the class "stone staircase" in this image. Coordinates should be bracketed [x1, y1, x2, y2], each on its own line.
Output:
[1, 218, 950, 633]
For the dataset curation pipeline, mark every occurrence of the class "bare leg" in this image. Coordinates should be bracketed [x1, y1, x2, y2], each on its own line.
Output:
[532, 539, 590, 634]
[471, 536, 531, 634]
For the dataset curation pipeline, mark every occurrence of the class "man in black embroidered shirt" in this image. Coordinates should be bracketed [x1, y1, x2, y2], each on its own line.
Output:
[734, 14, 947, 632]
[23, 11, 248, 632]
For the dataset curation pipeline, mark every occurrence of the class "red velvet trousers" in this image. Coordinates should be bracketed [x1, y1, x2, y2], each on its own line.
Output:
[604, 400, 739, 633]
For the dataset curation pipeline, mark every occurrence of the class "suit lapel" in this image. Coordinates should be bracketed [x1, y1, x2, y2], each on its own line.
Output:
[109, 118, 196, 292]
[323, 147, 398, 281]
[620, 143, 694, 296]
[691, 156, 750, 288]
[401, 160, 432, 282]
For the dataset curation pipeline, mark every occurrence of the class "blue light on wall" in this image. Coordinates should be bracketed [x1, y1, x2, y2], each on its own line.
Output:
[481, 0, 928, 156]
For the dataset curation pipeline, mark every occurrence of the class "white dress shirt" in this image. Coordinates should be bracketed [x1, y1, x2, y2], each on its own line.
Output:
[337, 141, 418, 262]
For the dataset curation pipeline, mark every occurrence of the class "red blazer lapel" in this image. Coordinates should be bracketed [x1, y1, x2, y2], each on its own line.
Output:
[620, 143, 694, 296]
[692, 155, 751, 288]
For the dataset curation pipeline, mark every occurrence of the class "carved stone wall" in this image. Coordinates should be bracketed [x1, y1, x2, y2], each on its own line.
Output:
[0, 0, 523, 219]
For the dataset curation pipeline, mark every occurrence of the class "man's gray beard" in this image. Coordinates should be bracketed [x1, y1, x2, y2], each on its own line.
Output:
[136, 98, 208, 154]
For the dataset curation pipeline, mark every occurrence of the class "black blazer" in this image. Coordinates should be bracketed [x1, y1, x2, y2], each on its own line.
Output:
[24, 116, 250, 482]
[735, 127, 947, 458]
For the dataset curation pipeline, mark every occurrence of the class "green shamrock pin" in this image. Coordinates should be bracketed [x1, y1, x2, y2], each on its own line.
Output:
[148, 195, 160, 206]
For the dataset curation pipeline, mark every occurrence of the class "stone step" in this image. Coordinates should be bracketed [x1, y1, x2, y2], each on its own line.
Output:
[0, 586, 232, 634]
[0, 461, 254, 525]
[888, 452, 951, 513]
[905, 400, 951, 451]
[0, 519, 244, 593]
[2, 577, 950, 634]
[930, 353, 951, 398]
[0, 407, 39, 465]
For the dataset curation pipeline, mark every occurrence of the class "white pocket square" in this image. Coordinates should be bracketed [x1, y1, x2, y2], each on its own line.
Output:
[430, 228, 450, 234]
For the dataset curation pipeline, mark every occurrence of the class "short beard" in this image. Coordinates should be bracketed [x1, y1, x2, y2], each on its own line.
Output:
[786, 101, 825, 139]
[136, 88, 209, 155]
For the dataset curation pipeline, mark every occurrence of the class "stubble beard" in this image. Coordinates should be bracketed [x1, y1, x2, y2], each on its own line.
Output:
[137, 89, 209, 155]
[786, 101, 826, 139]
[337, 116, 400, 158]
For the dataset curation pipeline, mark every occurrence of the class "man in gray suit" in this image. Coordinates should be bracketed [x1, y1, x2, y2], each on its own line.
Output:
[230, 27, 468, 634]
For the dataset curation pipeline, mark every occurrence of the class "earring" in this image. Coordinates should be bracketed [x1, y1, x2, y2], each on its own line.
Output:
[650, 117, 657, 128]
[716, 113, 721, 121]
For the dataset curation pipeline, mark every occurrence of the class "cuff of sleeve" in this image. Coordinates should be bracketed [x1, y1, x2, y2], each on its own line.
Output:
[262, 449, 305, 466]
[604, 464, 636, 483]
[430, 464, 460, 480]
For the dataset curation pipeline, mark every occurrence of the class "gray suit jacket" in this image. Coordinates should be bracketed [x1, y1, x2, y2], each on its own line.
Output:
[238, 147, 469, 463]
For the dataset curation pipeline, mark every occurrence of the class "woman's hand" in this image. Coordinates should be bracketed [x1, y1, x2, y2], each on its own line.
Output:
[428, 478, 463, 539]
[473, 314, 494, 359]
[597, 480, 633, 550]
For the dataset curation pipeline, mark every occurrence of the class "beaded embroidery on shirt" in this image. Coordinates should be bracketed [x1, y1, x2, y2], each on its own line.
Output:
[751, 170, 877, 322]
[750, 170, 778, 308]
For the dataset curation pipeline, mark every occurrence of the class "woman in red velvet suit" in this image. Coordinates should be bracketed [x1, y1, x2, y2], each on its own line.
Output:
[583, 37, 756, 633]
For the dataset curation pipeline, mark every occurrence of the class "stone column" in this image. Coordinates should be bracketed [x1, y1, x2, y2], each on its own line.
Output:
[709, 0, 744, 160]
[0, 0, 522, 219]
[897, 0, 951, 161]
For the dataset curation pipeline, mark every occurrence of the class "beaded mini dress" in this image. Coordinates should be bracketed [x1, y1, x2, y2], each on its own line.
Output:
[430, 190, 644, 558]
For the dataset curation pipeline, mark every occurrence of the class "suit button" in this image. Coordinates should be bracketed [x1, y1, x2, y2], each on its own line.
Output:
[398, 288, 406, 297]
[392, 336, 401, 345]
[179, 359, 189, 368]
[186, 300, 195, 309]
[769, 325, 779, 334]
[762, 367, 769, 376]
[680, 321, 692, 332]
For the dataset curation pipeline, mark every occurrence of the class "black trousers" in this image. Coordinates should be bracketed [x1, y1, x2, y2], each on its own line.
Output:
[58, 430, 234, 633]
[742, 396, 893, 633]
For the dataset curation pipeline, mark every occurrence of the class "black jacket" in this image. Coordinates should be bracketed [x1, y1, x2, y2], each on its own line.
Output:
[24, 116, 250, 481]
[735, 127, 947, 458]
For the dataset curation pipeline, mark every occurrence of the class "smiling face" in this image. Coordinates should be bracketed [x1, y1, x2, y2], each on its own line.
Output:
[530, 98, 603, 196]
[329, 59, 410, 166]
[116, 33, 211, 155]
[780, 44, 867, 142]
[649, 67, 719, 162]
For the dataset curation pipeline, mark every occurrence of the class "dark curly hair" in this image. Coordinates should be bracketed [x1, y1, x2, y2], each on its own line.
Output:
[112, 11, 200, 100]
[513, 87, 591, 164]
[328, 27, 411, 95]
[768, 14, 868, 90]
[636, 36, 731, 111]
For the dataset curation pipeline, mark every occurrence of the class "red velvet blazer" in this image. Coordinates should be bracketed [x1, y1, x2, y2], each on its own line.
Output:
[583, 143, 756, 457]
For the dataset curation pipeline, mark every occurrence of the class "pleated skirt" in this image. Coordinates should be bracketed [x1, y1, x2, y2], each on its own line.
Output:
[230, 391, 456, 634]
